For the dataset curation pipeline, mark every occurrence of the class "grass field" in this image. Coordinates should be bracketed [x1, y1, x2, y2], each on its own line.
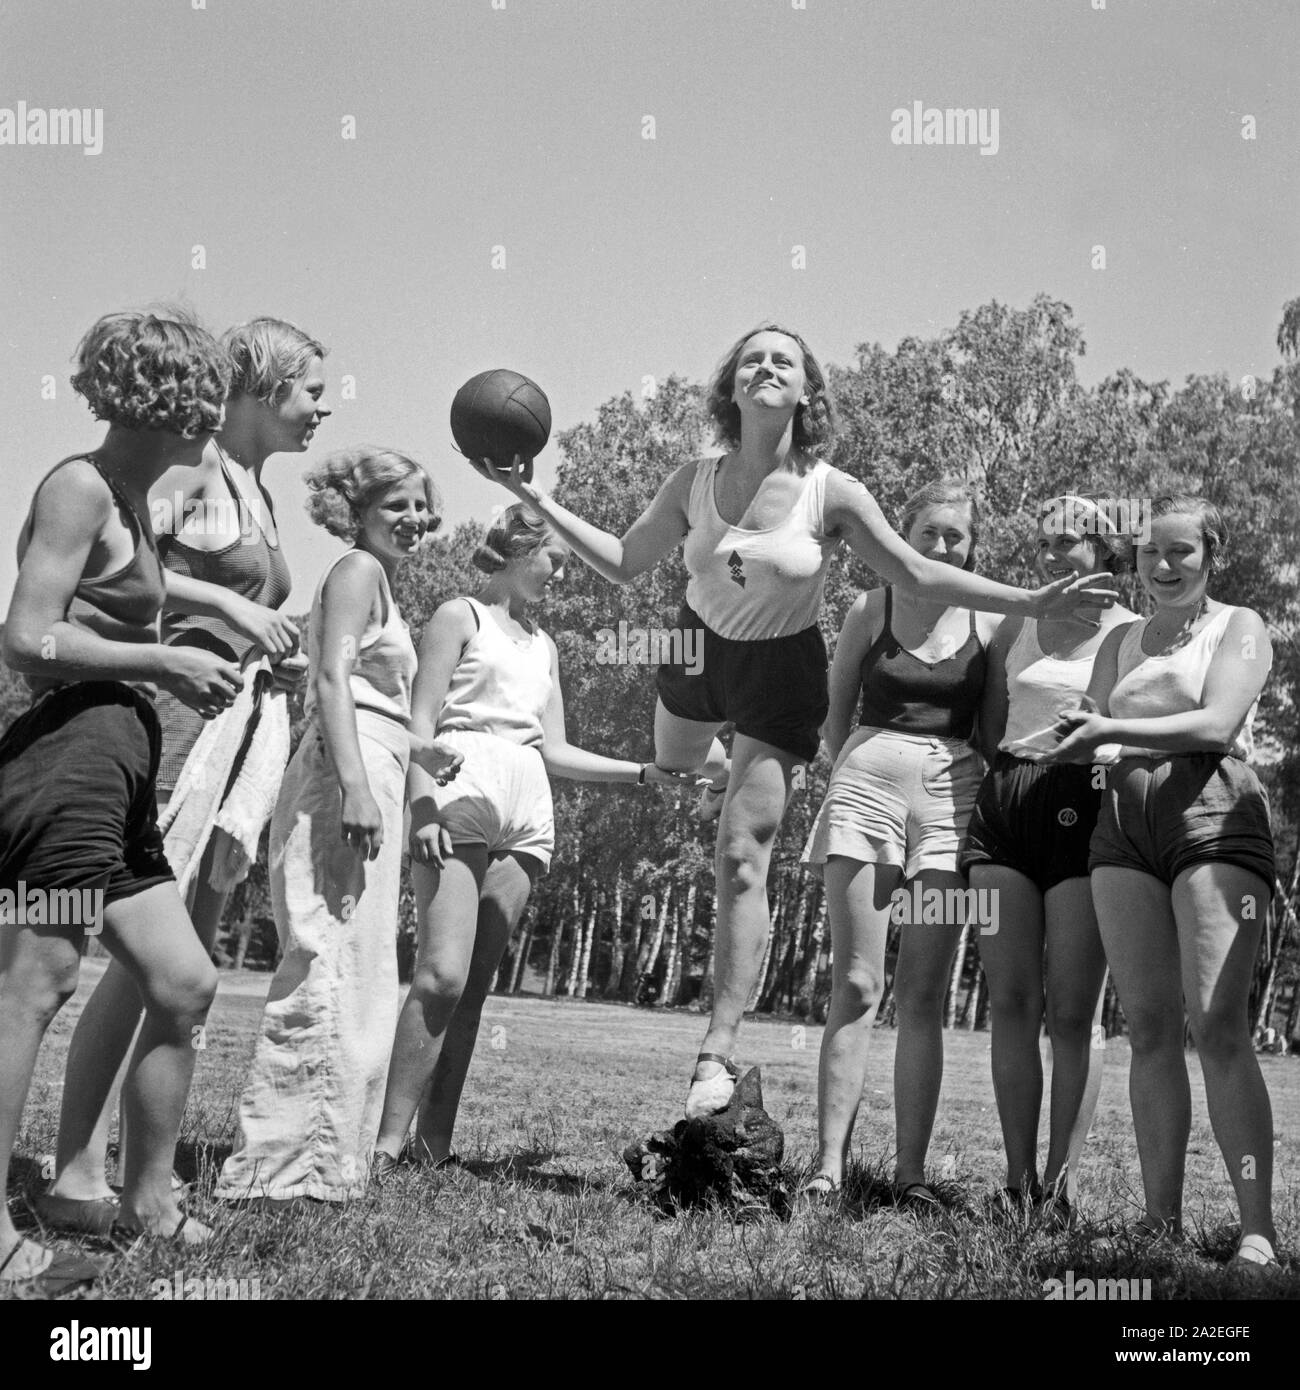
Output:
[7, 959, 1300, 1301]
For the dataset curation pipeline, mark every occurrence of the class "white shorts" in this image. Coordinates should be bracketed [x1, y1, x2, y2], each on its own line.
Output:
[431, 729, 554, 870]
[802, 726, 982, 879]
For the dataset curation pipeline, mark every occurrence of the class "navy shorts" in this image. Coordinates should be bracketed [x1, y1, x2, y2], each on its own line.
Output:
[961, 754, 1102, 893]
[655, 602, 828, 764]
[0, 682, 174, 916]
[1088, 753, 1275, 890]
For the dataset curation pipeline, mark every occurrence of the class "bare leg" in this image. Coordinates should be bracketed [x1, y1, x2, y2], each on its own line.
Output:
[415, 853, 536, 1162]
[973, 865, 1045, 1192]
[814, 857, 898, 1184]
[100, 884, 216, 1239]
[374, 848, 488, 1160]
[0, 925, 82, 1277]
[52, 788, 231, 1198]
[1174, 864, 1275, 1245]
[1092, 867, 1188, 1230]
[1041, 877, 1107, 1196]
[891, 869, 965, 1188]
[653, 699, 729, 787]
[690, 733, 800, 1104]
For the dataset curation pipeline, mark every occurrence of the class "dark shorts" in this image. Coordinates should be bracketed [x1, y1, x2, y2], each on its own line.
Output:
[655, 602, 828, 764]
[1088, 753, 1275, 890]
[0, 682, 174, 918]
[961, 754, 1102, 893]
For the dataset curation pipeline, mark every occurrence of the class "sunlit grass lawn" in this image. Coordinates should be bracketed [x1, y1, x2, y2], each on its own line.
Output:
[9, 959, 1300, 1300]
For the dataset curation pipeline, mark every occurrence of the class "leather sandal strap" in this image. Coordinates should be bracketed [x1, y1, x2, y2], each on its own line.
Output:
[695, 1052, 732, 1067]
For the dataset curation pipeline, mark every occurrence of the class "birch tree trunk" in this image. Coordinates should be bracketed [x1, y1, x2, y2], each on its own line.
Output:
[945, 921, 973, 1029]
[573, 888, 599, 999]
[656, 893, 682, 1008]
[605, 874, 627, 999]
[561, 878, 584, 995]
[699, 894, 718, 1011]
[509, 905, 535, 994]
[638, 883, 673, 987]
[795, 884, 827, 1016]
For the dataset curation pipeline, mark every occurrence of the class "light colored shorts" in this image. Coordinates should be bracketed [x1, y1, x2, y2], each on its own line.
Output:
[431, 729, 555, 870]
[802, 726, 982, 879]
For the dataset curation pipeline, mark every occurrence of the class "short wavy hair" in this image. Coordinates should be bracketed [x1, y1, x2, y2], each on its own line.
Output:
[71, 307, 228, 439]
[304, 446, 442, 543]
[705, 322, 839, 454]
[1151, 493, 1229, 574]
[473, 504, 553, 573]
[900, 478, 981, 571]
[223, 317, 327, 406]
[1037, 493, 1134, 575]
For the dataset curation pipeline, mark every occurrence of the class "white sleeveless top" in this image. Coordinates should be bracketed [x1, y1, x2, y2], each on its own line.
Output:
[682, 457, 841, 641]
[1109, 605, 1262, 760]
[436, 596, 553, 749]
[303, 551, 417, 726]
[1000, 619, 1099, 761]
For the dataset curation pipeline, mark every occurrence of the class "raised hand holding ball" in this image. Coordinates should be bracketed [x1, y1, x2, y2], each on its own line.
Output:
[450, 369, 550, 482]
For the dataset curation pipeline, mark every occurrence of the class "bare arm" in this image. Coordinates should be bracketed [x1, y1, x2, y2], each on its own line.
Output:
[823, 472, 1116, 621]
[824, 591, 878, 763]
[406, 599, 477, 819]
[537, 635, 699, 786]
[313, 551, 387, 856]
[4, 464, 241, 710]
[976, 616, 1019, 764]
[468, 454, 693, 584]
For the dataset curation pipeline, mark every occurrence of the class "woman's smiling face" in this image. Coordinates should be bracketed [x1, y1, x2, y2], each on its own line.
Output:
[1136, 511, 1209, 608]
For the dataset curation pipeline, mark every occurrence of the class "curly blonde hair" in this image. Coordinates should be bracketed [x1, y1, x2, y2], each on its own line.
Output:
[304, 446, 441, 542]
[71, 307, 228, 439]
[705, 322, 839, 454]
[473, 504, 553, 573]
[223, 317, 327, 406]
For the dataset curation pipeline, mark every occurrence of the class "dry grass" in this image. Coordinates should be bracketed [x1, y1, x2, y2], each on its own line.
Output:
[6, 961, 1300, 1301]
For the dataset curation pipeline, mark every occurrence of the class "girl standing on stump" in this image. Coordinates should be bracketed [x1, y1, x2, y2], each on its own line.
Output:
[471, 322, 1117, 1121]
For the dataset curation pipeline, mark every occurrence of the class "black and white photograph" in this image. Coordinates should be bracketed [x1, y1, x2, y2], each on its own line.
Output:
[1, 0, 1297, 1345]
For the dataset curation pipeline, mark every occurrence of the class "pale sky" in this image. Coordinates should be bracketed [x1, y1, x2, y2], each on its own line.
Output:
[2, 0, 1296, 611]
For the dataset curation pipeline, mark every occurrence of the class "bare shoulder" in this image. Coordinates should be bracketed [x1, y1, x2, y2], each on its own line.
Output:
[29, 458, 112, 533]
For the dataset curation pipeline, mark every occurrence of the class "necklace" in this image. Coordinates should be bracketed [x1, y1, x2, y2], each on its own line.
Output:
[1147, 595, 1210, 654]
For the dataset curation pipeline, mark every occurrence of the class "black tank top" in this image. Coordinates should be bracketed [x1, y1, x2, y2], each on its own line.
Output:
[858, 587, 986, 739]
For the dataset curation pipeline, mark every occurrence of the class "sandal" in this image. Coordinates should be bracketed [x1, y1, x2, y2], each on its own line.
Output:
[895, 1181, 941, 1211]
[684, 1052, 737, 1120]
[0, 1237, 105, 1293]
[31, 1191, 121, 1238]
[1229, 1233, 1278, 1272]
[798, 1173, 841, 1206]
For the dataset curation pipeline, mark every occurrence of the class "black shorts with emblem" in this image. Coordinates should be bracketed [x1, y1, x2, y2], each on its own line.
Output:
[960, 752, 1102, 893]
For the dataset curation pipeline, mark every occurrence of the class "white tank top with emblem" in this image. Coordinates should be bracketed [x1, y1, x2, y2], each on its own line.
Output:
[682, 456, 841, 641]
[436, 596, 553, 749]
[1108, 605, 1264, 760]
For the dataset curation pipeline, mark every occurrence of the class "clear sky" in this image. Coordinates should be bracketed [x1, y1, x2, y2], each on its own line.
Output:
[2, 0, 1296, 611]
